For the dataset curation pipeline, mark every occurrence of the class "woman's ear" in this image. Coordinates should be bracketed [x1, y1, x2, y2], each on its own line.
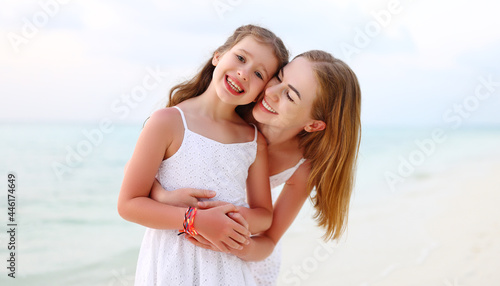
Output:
[304, 120, 326, 132]
[212, 51, 220, 66]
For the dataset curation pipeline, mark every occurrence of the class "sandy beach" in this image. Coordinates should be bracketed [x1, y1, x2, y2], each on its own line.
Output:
[277, 151, 500, 286]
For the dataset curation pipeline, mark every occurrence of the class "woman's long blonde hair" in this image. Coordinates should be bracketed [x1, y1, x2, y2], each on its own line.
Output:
[297, 50, 362, 241]
[167, 24, 289, 107]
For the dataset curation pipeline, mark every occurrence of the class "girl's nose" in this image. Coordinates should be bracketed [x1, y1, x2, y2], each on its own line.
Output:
[237, 68, 249, 81]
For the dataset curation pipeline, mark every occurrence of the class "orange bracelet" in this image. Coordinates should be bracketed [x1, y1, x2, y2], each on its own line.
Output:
[178, 207, 198, 236]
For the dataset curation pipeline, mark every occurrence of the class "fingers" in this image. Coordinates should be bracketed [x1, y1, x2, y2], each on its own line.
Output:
[187, 235, 217, 250]
[191, 234, 212, 245]
[221, 236, 245, 250]
[227, 213, 250, 238]
[193, 205, 249, 253]
[186, 237, 217, 251]
[211, 240, 230, 253]
[219, 203, 240, 214]
[198, 200, 231, 209]
[190, 189, 216, 199]
[228, 212, 249, 230]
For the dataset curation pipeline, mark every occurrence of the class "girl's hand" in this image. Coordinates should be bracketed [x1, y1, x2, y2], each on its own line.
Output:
[197, 200, 233, 209]
[198, 200, 251, 235]
[187, 210, 250, 252]
[150, 179, 216, 208]
[195, 204, 251, 253]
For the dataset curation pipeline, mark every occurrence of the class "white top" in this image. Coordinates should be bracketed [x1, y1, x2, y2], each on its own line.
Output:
[269, 158, 307, 200]
[249, 158, 306, 286]
[135, 106, 258, 286]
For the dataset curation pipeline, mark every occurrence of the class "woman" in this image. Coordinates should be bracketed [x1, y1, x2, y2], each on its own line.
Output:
[151, 50, 361, 285]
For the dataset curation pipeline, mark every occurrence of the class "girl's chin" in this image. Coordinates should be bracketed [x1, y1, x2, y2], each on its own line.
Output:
[252, 111, 271, 125]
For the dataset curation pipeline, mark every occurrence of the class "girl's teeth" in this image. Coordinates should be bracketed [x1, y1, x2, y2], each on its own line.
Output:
[263, 100, 277, 114]
[227, 77, 242, 93]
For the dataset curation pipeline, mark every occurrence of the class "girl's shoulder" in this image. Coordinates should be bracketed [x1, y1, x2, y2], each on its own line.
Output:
[149, 107, 181, 119]
[145, 107, 185, 134]
[145, 108, 186, 159]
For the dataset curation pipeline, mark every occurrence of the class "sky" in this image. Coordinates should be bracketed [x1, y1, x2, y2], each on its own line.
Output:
[1, 0, 499, 127]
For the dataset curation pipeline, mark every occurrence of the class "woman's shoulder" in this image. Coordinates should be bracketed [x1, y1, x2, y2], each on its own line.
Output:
[285, 159, 311, 187]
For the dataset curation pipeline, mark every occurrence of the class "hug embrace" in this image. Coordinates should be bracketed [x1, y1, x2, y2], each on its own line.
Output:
[118, 24, 361, 286]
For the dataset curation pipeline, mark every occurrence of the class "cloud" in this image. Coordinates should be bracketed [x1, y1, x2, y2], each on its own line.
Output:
[1, 0, 499, 125]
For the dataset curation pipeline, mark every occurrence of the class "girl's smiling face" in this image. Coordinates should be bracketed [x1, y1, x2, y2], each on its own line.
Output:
[253, 56, 320, 134]
[212, 36, 279, 106]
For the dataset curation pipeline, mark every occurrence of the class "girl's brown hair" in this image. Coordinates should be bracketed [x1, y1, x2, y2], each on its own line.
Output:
[167, 24, 289, 107]
[297, 50, 362, 240]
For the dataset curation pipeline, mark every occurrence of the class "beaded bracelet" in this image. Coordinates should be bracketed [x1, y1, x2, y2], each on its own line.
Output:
[178, 207, 198, 236]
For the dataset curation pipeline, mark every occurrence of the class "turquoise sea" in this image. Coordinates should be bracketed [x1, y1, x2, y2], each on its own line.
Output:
[1, 122, 500, 285]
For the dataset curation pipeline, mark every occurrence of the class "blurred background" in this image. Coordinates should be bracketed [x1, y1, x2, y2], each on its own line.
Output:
[1, 0, 499, 285]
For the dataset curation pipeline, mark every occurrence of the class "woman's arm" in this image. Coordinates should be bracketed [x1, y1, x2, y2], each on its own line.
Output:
[191, 161, 311, 261]
[117, 108, 250, 252]
[239, 131, 273, 234]
[197, 130, 273, 234]
[234, 161, 311, 260]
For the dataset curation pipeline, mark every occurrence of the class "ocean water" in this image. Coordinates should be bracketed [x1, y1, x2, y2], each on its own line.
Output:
[0, 122, 499, 285]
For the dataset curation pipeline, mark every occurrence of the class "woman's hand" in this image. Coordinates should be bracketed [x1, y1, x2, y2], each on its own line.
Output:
[194, 204, 251, 253]
[150, 179, 216, 208]
[187, 232, 251, 257]
[186, 235, 218, 251]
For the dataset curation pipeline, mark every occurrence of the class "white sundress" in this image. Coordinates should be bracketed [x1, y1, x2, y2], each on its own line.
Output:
[248, 158, 306, 286]
[134, 106, 258, 286]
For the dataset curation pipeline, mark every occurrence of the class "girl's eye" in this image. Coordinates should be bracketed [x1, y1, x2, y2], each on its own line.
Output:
[255, 71, 263, 80]
[237, 55, 245, 62]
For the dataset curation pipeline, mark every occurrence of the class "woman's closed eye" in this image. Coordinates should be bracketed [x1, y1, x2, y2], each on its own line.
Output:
[276, 74, 282, 83]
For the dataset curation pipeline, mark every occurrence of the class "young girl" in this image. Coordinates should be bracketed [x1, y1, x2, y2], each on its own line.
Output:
[117, 25, 289, 285]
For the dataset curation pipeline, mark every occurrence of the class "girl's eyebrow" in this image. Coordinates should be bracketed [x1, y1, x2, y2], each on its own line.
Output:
[281, 69, 301, 100]
[237, 48, 269, 79]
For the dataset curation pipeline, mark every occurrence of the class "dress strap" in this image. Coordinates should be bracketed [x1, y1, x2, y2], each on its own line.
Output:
[172, 106, 189, 130]
[296, 158, 306, 168]
[250, 123, 258, 142]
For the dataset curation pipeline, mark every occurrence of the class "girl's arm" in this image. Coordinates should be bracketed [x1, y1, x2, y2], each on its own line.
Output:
[118, 108, 184, 228]
[118, 108, 250, 252]
[150, 179, 216, 208]
[147, 130, 271, 236]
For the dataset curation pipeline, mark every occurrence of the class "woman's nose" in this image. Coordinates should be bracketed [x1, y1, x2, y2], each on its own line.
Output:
[265, 82, 281, 101]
